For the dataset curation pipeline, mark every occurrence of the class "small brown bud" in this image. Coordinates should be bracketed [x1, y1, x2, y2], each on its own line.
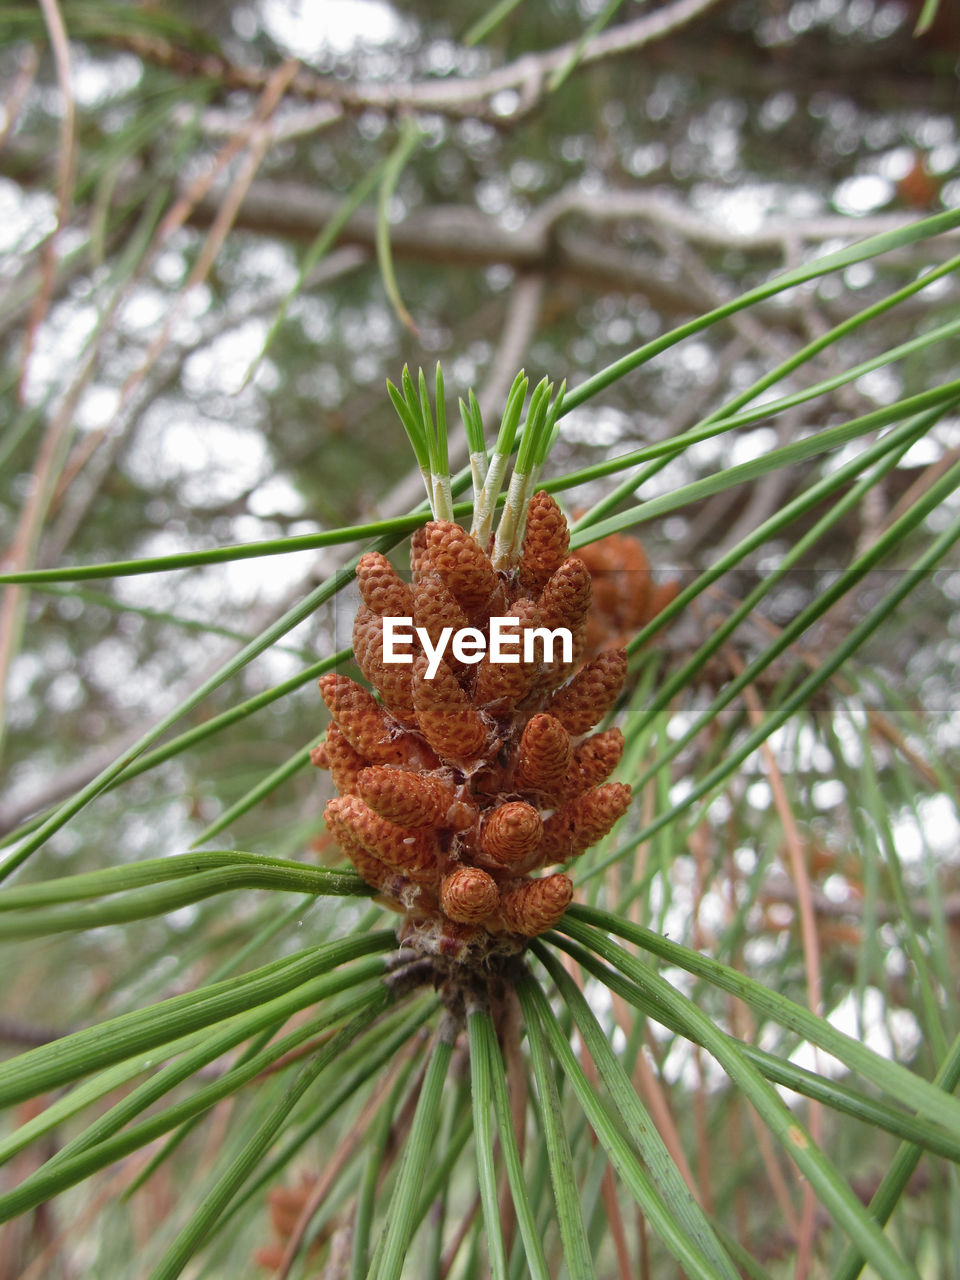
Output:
[474, 598, 541, 709]
[356, 551, 414, 617]
[578, 531, 651, 632]
[515, 713, 572, 798]
[267, 1178, 318, 1240]
[357, 766, 455, 827]
[498, 873, 573, 936]
[575, 526, 681, 654]
[352, 606, 417, 726]
[412, 654, 489, 761]
[316, 723, 367, 794]
[413, 577, 470, 667]
[439, 866, 500, 923]
[565, 727, 624, 798]
[480, 801, 543, 865]
[547, 648, 626, 736]
[421, 520, 497, 610]
[519, 491, 570, 592]
[254, 1247, 287, 1270]
[318, 673, 410, 765]
[537, 557, 592, 632]
[325, 795, 441, 882]
[539, 781, 632, 864]
[646, 578, 680, 622]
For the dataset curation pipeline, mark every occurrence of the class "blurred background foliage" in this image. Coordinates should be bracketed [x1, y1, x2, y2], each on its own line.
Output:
[0, 0, 959, 1276]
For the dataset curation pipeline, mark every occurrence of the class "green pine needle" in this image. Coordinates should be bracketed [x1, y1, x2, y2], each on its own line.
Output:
[370, 1021, 456, 1280]
[376, 119, 423, 335]
[459, 389, 487, 460]
[417, 367, 437, 473]
[493, 369, 529, 459]
[386, 376, 429, 471]
[463, 0, 527, 45]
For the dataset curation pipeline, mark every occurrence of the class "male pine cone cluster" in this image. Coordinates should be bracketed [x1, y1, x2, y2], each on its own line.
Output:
[577, 525, 679, 658]
[313, 492, 632, 958]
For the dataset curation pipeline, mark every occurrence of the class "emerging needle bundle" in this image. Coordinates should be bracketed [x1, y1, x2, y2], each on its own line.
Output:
[315, 491, 632, 963]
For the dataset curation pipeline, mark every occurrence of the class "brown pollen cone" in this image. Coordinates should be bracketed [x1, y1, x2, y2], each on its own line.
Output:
[413, 577, 470, 668]
[547, 648, 627, 736]
[474, 598, 541, 709]
[519, 490, 570, 592]
[514, 713, 572, 800]
[497, 874, 574, 935]
[422, 521, 497, 610]
[323, 797, 393, 890]
[312, 723, 366, 794]
[412, 655, 489, 761]
[357, 766, 454, 827]
[318, 673, 412, 765]
[534, 558, 592, 690]
[538, 782, 633, 864]
[566, 727, 624, 797]
[325, 794, 441, 882]
[353, 606, 417, 726]
[316, 493, 634, 957]
[479, 801, 544, 866]
[356, 550, 414, 617]
[409, 525, 429, 576]
[576, 522, 681, 658]
[440, 866, 500, 923]
[537, 557, 592, 634]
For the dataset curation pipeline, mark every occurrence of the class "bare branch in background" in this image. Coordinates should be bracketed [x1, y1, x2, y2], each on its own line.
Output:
[179, 179, 958, 321]
[0, 44, 38, 153]
[529, 185, 960, 253]
[108, 0, 724, 122]
[0, 145, 952, 341]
